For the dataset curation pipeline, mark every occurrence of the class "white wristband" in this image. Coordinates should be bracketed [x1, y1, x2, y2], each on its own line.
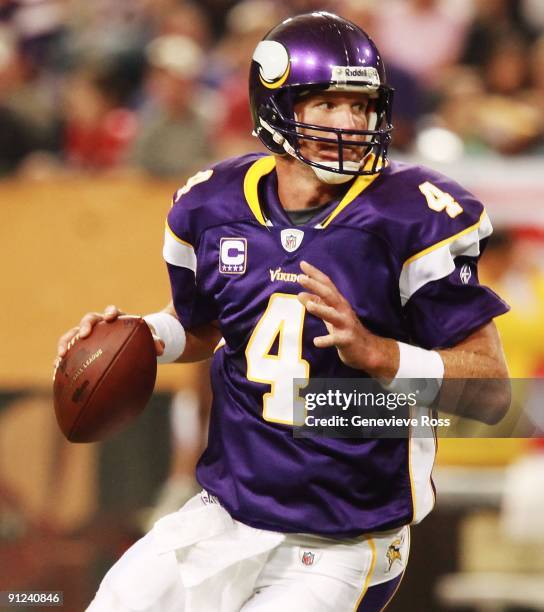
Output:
[143, 312, 186, 364]
[381, 341, 444, 406]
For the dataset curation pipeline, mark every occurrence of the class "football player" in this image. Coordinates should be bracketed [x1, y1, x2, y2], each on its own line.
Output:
[57, 12, 510, 611]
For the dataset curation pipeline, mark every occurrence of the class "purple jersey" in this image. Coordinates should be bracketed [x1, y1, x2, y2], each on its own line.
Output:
[163, 153, 508, 537]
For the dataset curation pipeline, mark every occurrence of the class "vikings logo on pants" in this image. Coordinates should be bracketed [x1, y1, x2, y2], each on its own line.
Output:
[386, 534, 405, 572]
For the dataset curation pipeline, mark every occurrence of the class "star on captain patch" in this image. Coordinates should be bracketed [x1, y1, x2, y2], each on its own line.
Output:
[281, 228, 304, 253]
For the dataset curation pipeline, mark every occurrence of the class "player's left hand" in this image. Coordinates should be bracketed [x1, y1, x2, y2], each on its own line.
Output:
[297, 260, 389, 374]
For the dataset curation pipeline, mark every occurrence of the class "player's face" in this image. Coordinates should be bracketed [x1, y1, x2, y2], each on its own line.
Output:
[293, 91, 374, 164]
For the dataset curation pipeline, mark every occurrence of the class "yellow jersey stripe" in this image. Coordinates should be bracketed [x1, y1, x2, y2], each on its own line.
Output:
[165, 221, 194, 248]
[379, 569, 407, 612]
[408, 418, 417, 523]
[403, 210, 488, 267]
[213, 338, 226, 353]
[243, 156, 276, 226]
[319, 156, 384, 229]
[243, 155, 386, 229]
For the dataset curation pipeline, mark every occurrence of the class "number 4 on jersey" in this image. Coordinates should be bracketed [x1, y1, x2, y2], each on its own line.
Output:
[246, 294, 309, 425]
[174, 169, 214, 203]
[419, 181, 463, 218]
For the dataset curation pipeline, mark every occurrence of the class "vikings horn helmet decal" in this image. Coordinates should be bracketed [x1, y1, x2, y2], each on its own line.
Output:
[254, 40, 291, 89]
[249, 12, 394, 183]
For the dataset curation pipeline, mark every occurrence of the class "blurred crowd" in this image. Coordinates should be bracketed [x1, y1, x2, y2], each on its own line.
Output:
[0, 0, 543, 179]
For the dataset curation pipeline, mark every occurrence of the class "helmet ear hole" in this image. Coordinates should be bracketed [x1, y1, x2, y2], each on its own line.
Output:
[259, 103, 273, 123]
[257, 104, 287, 154]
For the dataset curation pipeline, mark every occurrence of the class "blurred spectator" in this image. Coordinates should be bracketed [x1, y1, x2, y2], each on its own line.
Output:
[190, 0, 241, 40]
[0, 26, 55, 176]
[431, 66, 485, 152]
[65, 0, 210, 59]
[371, 0, 468, 86]
[0, 0, 17, 23]
[3, 53, 59, 137]
[158, 2, 213, 50]
[528, 36, 544, 97]
[0, 0, 543, 178]
[483, 35, 530, 96]
[0, 102, 42, 177]
[479, 229, 544, 377]
[340, 0, 424, 151]
[129, 34, 212, 178]
[340, 0, 375, 31]
[386, 65, 426, 152]
[66, 0, 154, 58]
[473, 36, 541, 154]
[522, 0, 544, 30]
[0, 0, 67, 73]
[211, 0, 282, 157]
[62, 61, 138, 171]
[461, 0, 538, 67]
[523, 36, 544, 152]
[435, 33, 543, 155]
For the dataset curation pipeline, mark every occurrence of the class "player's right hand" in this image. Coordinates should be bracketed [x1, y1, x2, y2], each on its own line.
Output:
[56, 305, 165, 360]
[56, 305, 124, 358]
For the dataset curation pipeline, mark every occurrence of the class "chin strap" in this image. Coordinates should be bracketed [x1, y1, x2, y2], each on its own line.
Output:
[311, 162, 360, 185]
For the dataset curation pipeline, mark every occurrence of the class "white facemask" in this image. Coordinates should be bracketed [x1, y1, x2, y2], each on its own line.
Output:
[259, 109, 378, 184]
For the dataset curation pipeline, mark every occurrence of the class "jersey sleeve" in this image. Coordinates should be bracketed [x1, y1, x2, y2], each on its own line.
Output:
[398, 198, 509, 349]
[163, 189, 218, 330]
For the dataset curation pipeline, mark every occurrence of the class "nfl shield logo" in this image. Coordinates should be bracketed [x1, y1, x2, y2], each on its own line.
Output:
[285, 234, 297, 250]
[281, 228, 304, 253]
[301, 551, 315, 566]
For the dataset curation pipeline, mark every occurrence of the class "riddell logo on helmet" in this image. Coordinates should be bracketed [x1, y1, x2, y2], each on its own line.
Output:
[331, 66, 380, 87]
[345, 68, 367, 77]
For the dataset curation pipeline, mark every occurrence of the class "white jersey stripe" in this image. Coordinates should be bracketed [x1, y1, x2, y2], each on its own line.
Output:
[163, 226, 197, 272]
[399, 212, 493, 306]
[408, 408, 436, 524]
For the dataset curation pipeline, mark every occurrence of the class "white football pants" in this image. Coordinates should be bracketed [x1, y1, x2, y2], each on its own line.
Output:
[87, 491, 409, 612]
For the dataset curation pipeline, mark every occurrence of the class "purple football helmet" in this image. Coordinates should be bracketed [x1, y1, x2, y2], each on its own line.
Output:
[249, 12, 394, 179]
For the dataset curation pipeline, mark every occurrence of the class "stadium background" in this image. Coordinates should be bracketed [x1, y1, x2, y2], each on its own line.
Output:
[1, 0, 544, 609]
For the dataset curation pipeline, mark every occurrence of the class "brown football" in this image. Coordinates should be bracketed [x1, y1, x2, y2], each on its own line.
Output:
[53, 316, 157, 442]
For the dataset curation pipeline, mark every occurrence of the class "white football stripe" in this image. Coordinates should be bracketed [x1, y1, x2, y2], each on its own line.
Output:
[400, 213, 493, 306]
[163, 228, 197, 272]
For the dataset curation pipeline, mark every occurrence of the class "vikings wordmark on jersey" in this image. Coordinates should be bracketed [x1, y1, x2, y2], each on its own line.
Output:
[162, 153, 508, 537]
